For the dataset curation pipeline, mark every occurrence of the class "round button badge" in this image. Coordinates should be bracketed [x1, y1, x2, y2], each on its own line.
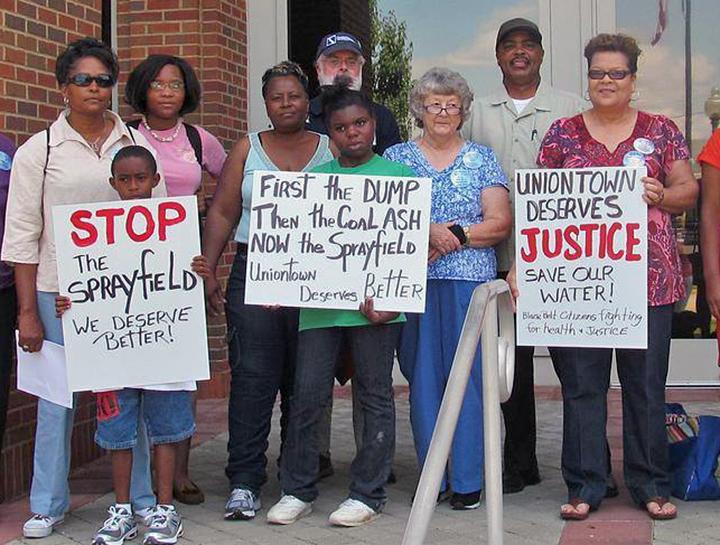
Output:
[450, 170, 468, 186]
[633, 137, 655, 155]
[462, 150, 482, 169]
[0, 151, 12, 171]
[623, 150, 646, 167]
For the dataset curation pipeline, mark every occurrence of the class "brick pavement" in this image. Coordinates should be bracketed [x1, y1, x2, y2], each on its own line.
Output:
[1, 389, 720, 545]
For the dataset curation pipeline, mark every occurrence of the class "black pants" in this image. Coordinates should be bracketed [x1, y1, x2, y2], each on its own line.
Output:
[549, 305, 673, 508]
[0, 286, 17, 460]
[498, 271, 538, 479]
[224, 251, 296, 494]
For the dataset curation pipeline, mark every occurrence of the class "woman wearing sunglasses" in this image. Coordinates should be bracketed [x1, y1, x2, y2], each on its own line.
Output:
[1, 38, 165, 539]
[124, 54, 227, 507]
[534, 33, 697, 521]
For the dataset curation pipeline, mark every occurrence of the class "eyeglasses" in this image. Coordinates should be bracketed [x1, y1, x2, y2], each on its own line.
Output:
[149, 80, 185, 91]
[588, 69, 632, 80]
[67, 73, 115, 88]
[424, 104, 462, 116]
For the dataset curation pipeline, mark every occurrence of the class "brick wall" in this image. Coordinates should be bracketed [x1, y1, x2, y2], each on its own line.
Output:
[116, 0, 249, 399]
[0, 0, 248, 501]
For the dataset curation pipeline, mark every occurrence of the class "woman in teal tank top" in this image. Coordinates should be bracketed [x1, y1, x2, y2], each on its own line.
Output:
[201, 61, 333, 520]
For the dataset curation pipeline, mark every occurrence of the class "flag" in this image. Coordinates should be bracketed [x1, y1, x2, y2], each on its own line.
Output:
[651, 0, 669, 46]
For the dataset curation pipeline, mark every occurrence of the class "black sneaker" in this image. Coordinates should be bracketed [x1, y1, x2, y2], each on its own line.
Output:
[450, 490, 483, 510]
[411, 488, 451, 505]
[503, 472, 525, 494]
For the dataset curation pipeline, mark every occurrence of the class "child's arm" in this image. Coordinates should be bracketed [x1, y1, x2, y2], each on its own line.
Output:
[55, 295, 71, 317]
[191, 255, 211, 278]
[359, 297, 399, 325]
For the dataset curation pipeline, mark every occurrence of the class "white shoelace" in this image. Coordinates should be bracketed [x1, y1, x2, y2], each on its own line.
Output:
[102, 506, 130, 530]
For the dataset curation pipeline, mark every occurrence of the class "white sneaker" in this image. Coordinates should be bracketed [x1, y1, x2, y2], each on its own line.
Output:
[23, 513, 65, 538]
[92, 505, 138, 545]
[266, 495, 312, 525]
[135, 506, 156, 525]
[225, 488, 261, 520]
[328, 498, 379, 527]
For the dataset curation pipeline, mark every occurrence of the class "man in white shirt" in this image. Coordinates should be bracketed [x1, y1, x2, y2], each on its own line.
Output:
[468, 17, 583, 494]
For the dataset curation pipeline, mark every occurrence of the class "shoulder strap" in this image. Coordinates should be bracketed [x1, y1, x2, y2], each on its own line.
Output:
[125, 120, 139, 144]
[183, 122, 203, 167]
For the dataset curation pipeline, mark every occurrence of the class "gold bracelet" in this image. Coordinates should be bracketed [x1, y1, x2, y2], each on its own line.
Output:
[463, 225, 472, 247]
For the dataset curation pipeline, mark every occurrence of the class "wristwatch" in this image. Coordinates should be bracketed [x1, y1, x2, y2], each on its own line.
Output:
[448, 224, 468, 246]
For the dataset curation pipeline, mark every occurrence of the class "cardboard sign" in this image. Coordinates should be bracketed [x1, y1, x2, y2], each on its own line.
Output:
[244, 170, 432, 312]
[53, 196, 209, 391]
[515, 167, 648, 348]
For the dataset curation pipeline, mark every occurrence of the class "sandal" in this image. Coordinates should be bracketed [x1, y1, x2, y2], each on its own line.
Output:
[560, 498, 592, 521]
[173, 479, 205, 505]
[644, 497, 677, 520]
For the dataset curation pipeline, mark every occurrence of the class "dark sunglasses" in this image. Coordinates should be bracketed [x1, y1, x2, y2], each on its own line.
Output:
[588, 69, 631, 80]
[67, 73, 115, 88]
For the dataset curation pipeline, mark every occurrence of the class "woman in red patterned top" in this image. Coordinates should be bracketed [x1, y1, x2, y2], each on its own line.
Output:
[536, 34, 698, 521]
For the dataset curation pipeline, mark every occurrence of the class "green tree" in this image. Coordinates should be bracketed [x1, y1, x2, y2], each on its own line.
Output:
[369, 0, 413, 140]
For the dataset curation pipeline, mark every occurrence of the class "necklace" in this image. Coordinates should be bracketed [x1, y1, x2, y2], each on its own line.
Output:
[67, 114, 109, 155]
[87, 135, 102, 153]
[143, 116, 182, 142]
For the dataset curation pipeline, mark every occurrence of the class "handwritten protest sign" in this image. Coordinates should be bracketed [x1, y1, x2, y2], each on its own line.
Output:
[245, 170, 432, 312]
[515, 167, 647, 348]
[53, 196, 210, 391]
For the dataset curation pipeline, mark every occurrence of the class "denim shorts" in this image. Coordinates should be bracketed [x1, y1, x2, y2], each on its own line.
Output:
[95, 389, 195, 450]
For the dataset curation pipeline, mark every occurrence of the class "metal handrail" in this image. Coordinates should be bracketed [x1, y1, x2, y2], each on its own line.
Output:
[401, 279, 516, 545]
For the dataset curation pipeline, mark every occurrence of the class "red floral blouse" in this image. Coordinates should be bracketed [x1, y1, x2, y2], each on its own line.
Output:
[537, 111, 690, 306]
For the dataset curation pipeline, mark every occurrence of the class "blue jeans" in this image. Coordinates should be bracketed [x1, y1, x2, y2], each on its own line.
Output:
[549, 304, 673, 508]
[224, 250, 296, 494]
[280, 323, 400, 511]
[29, 292, 155, 517]
[398, 279, 484, 494]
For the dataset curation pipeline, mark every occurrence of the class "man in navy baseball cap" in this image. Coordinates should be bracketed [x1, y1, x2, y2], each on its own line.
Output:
[314, 32, 365, 90]
[315, 31, 363, 61]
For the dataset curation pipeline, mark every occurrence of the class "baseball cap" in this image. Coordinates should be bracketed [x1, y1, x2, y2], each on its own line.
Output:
[315, 32, 363, 60]
[496, 18, 542, 49]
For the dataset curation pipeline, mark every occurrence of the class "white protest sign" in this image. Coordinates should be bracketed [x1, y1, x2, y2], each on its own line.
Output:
[52, 196, 210, 391]
[515, 167, 648, 349]
[245, 170, 432, 312]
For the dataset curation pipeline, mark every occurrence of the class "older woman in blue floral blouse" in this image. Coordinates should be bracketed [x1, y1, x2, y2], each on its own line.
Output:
[384, 67, 511, 510]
